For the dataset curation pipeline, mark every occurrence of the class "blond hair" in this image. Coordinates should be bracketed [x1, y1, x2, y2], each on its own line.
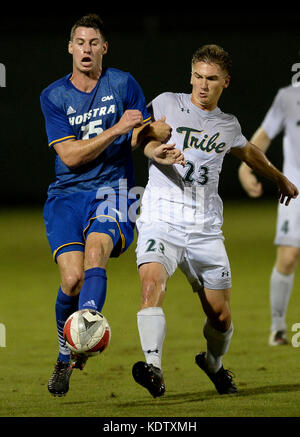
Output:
[192, 44, 232, 75]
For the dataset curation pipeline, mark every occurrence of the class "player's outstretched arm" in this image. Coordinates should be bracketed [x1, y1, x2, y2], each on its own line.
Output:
[232, 141, 298, 206]
[144, 141, 186, 166]
[238, 127, 271, 198]
[54, 110, 144, 169]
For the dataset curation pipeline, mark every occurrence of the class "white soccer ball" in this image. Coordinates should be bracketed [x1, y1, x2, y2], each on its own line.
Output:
[63, 309, 111, 356]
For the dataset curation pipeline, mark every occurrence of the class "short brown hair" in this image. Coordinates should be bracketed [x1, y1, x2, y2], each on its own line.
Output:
[192, 44, 232, 76]
[70, 13, 106, 41]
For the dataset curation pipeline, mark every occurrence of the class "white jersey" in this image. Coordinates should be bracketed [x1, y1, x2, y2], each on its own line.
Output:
[262, 85, 300, 187]
[262, 85, 300, 247]
[138, 92, 247, 236]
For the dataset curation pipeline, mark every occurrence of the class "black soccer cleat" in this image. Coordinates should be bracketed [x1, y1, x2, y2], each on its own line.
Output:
[48, 360, 73, 397]
[195, 352, 237, 395]
[132, 361, 165, 398]
[268, 330, 288, 346]
[70, 352, 89, 370]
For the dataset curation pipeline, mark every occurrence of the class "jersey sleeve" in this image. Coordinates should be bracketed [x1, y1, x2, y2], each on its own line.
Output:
[150, 93, 167, 121]
[125, 74, 151, 124]
[40, 91, 76, 148]
[261, 89, 285, 139]
[231, 117, 247, 149]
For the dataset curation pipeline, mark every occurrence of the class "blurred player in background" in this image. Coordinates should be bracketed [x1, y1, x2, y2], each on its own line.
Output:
[239, 80, 300, 346]
[40, 13, 181, 397]
[131, 44, 298, 398]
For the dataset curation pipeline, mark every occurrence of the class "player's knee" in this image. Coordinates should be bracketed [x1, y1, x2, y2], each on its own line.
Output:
[61, 270, 84, 296]
[276, 246, 300, 274]
[209, 305, 231, 332]
[219, 311, 231, 331]
[84, 233, 114, 269]
[277, 252, 299, 274]
[84, 245, 111, 269]
[141, 277, 157, 300]
[85, 247, 102, 267]
[141, 277, 166, 307]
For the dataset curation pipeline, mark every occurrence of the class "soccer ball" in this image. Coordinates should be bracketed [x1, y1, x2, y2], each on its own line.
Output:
[63, 309, 111, 356]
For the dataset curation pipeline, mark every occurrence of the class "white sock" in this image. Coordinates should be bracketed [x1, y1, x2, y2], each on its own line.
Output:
[270, 267, 294, 332]
[137, 307, 166, 370]
[203, 318, 233, 373]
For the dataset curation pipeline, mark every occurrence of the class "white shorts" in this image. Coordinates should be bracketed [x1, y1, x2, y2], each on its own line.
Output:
[136, 221, 232, 291]
[275, 198, 300, 247]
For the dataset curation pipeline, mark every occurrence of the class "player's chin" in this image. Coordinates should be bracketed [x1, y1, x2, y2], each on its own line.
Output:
[80, 66, 93, 72]
[197, 96, 211, 108]
[79, 62, 94, 72]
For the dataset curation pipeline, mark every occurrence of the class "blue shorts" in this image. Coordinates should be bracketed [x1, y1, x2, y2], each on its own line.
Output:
[43, 189, 135, 262]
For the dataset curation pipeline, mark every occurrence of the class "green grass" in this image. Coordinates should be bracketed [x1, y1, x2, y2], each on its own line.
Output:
[1, 200, 300, 418]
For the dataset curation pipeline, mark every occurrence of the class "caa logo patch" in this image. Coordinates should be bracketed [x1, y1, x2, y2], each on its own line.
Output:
[102, 95, 113, 102]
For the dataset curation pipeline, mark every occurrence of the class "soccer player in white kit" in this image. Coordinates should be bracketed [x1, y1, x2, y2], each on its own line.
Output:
[239, 84, 300, 346]
[132, 45, 298, 398]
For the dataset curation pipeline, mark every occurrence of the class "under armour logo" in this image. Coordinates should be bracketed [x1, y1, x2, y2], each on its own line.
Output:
[147, 349, 159, 354]
[180, 107, 190, 114]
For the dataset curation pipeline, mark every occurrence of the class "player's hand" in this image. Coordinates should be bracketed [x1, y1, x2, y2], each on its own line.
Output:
[238, 164, 263, 198]
[152, 143, 186, 166]
[277, 176, 299, 206]
[115, 110, 144, 135]
[150, 116, 172, 143]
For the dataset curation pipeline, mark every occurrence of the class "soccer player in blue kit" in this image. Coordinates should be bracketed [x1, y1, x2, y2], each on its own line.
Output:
[40, 13, 181, 396]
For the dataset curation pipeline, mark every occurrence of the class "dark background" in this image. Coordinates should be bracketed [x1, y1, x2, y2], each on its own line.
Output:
[1, 6, 299, 206]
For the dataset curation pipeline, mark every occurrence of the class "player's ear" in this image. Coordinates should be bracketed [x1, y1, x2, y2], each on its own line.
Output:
[102, 41, 108, 55]
[224, 75, 230, 88]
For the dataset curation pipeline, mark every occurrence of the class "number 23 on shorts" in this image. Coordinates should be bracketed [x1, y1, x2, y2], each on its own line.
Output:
[145, 239, 165, 255]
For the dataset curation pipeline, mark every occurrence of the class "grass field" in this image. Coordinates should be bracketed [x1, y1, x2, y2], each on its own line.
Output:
[1, 200, 300, 420]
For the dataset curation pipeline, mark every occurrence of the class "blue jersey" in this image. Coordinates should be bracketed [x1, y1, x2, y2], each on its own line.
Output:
[40, 67, 151, 197]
